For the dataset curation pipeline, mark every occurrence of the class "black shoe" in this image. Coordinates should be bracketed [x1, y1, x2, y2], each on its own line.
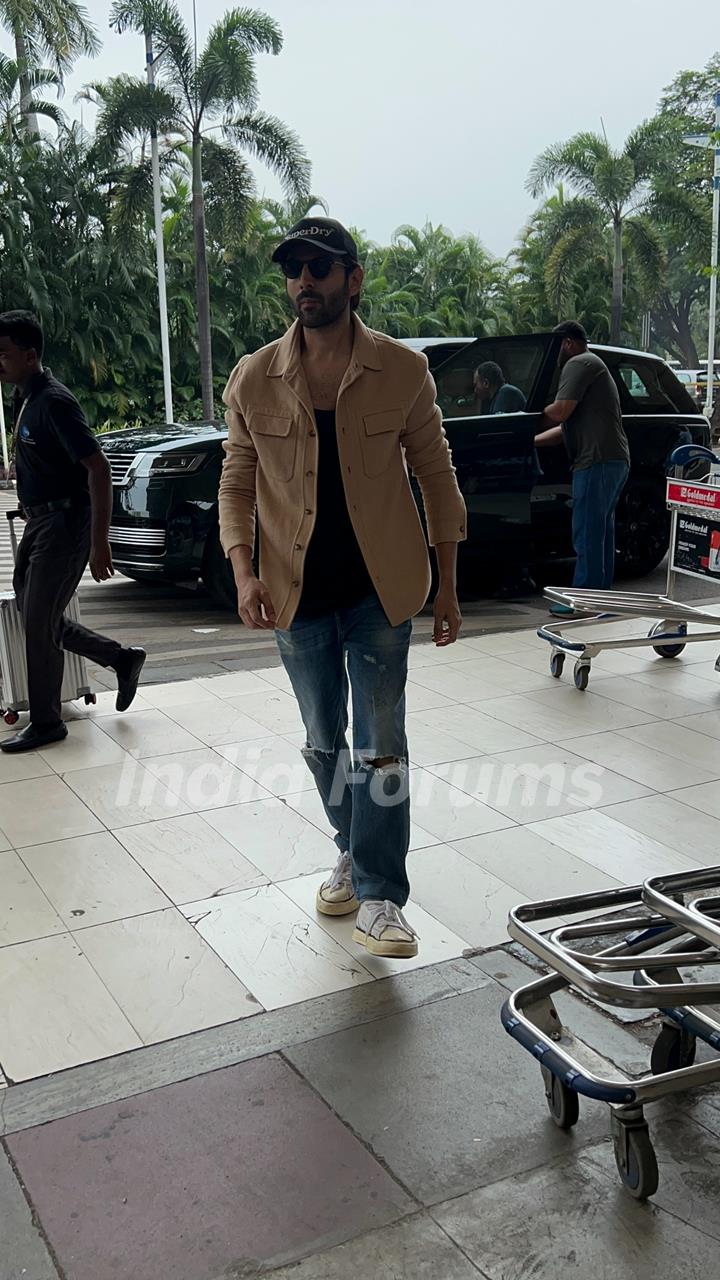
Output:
[114, 647, 146, 712]
[1, 722, 68, 753]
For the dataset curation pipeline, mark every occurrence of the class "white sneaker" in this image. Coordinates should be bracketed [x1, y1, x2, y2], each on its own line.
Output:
[353, 899, 419, 959]
[316, 851, 359, 916]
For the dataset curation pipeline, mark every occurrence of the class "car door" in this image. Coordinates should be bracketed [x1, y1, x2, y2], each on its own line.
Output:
[425, 333, 557, 579]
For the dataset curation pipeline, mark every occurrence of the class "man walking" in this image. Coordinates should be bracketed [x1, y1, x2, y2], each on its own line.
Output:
[534, 321, 629, 614]
[219, 216, 466, 959]
[0, 311, 145, 753]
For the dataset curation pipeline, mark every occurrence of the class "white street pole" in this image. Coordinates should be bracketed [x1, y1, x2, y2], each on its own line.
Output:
[0, 392, 10, 487]
[705, 90, 720, 419]
[145, 32, 173, 424]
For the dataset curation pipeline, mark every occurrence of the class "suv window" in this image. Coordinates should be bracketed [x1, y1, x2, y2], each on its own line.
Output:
[432, 335, 548, 418]
[619, 365, 651, 400]
[602, 353, 697, 415]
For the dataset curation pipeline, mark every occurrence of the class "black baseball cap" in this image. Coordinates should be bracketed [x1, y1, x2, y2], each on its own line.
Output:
[272, 216, 359, 264]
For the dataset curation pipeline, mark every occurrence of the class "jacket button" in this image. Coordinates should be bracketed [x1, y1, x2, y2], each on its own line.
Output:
[295, 543, 303, 550]
[309, 429, 316, 436]
[305, 508, 312, 515]
[306, 470, 314, 477]
[292, 579, 300, 587]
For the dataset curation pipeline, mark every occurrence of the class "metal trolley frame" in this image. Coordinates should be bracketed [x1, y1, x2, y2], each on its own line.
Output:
[537, 445, 720, 690]
[501, 867, 720, 1199]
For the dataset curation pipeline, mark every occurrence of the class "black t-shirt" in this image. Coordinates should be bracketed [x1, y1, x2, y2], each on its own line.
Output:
[13, 369, 100, 506]
[296, 409, 374, 616]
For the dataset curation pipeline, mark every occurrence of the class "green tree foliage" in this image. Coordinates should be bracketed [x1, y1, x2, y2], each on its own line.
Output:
[0, 26, 717, 429]
[526, 125, 668, 343]
[0, 0, 98, 133]
[103, 0, 311, 419]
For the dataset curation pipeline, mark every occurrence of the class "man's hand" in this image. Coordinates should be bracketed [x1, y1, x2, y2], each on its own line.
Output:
[89, 540, 114, 582]
[235, 573, 276, 630]
[534, 424, 564, 447]
[433, 585, 462, 647]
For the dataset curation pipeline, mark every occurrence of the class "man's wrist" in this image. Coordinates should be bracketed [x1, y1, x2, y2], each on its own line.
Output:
[229, 545, 255, 580]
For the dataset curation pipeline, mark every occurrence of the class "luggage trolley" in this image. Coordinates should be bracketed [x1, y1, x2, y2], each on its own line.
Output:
[501, 869, 720, 1199]
[537, 445, 720, 689]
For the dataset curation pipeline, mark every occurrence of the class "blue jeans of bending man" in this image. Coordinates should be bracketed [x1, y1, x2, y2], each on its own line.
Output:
[275, 593, 412, 907]
[571, 460, 630, 590]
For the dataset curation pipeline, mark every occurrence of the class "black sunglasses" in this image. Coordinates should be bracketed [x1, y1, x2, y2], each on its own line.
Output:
[280, 255, 346, 280]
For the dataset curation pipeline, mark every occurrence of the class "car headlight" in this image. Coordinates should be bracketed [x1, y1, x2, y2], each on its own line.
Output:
[150, 453, 207, 475]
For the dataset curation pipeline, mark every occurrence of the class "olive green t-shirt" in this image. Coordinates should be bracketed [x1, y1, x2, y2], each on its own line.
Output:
[558, 351, 630, 472]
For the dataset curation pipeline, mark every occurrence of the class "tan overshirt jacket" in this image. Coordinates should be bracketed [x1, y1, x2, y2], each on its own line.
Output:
[219, 315, 467, 630]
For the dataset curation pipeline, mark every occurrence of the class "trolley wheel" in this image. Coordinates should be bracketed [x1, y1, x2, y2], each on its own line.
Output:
[542, 1067, 579, 1130]
[573, 661, 590, 691]
[649, 620, 686, 659]
[3, 710, 19, 725]
[650, 1023, 697, 1074]
[84, 693, 97, 706]
[613, 1121, 659, 1200]
[550, 652, 565, 679]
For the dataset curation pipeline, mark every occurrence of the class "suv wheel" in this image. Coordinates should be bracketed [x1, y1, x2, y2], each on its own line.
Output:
[615, 477, 669, 579]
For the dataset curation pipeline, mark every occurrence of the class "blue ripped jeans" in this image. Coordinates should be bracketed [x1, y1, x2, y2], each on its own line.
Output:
[275, 593, 412, 906]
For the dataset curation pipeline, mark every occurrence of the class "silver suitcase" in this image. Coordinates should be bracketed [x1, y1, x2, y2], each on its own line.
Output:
[0, 509, 95, 724]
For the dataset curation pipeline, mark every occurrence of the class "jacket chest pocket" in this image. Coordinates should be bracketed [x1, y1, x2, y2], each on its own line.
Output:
[361, 408, 404, 478]
[247, 412, 297, 481]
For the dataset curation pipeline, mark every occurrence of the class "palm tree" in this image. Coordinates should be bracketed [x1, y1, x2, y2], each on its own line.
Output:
[0, 0, 98, 134]
[106, 0, 310, 418]
[0, 54, 63, 141]
[372, 222, 509, 338]
[527, 126, 667, 342]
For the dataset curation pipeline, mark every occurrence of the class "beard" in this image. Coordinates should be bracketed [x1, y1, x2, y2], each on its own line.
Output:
[293, 282, 350, 328]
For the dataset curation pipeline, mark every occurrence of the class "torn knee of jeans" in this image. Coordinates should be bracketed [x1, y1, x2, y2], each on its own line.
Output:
[355, 753, 408, 774]
[301, 744, 337, 761]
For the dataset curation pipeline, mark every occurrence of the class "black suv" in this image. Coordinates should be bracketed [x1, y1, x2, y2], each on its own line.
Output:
[103, 331, 708, 606]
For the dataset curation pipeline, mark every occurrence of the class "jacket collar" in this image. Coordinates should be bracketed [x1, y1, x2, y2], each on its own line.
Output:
[267, 314, 383, 380]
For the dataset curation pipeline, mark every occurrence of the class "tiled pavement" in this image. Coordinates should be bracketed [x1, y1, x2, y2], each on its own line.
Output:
[3, 615, 720, 1275]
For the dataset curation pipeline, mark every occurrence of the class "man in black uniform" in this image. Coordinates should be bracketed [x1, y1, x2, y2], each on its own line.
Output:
[0, 311, 145, 753]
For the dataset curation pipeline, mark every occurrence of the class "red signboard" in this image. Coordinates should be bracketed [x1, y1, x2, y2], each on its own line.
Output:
[667, 480, 720, 511]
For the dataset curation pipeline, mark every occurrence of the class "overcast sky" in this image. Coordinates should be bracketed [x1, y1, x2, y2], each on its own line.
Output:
[5, 0, 719, 256]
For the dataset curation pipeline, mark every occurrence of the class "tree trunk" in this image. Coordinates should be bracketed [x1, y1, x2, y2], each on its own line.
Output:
[653, 291, 701, 367]
[610, 217, 623, 345]
[14, 28, 40, 137]
[674, 314, 700, 368]
[191, 133, 214, 420]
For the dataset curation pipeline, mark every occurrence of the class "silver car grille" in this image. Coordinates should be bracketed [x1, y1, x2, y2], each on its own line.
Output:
[107, 453, 139, 485]
[109, 525, 166, 550]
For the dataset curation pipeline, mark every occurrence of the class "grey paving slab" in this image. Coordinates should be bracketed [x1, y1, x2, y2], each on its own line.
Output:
[260, 1214, 483, 1280]
[614, 1106, 720, 1242]
[678, 1087, 720, 1134]
[469, 948, 539, 992]
[433, 1140, 720, 1279]
[0, 1145, 58, 1280]
[6, 1055, 413, 1280]
[285, 981, 608, 1206]
[552, 991, 651, 1077]
[0, 958, 492, 1138]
